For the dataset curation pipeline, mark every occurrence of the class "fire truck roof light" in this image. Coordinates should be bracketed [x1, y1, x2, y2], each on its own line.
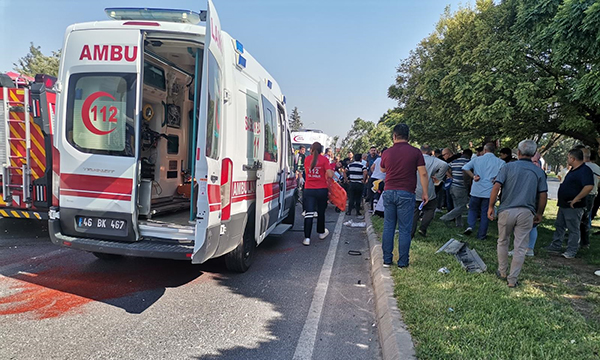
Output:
[105, 8, 204, 25]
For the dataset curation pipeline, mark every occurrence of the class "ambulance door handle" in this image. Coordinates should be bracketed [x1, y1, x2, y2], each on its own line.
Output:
[210, 175, 218, 183]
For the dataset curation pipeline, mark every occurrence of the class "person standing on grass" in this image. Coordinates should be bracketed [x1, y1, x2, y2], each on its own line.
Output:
[439, 149, 472, 227]
[580, 148, 600, 249]
[412, 145, 449, 238]
[462, 143, 505, 240]
[380, 124, 429, 268]
[345, 153, 368, 216]
[488, 140, 548, 288]
[546, 148, 594, 258]
[302, 142, 334, 246]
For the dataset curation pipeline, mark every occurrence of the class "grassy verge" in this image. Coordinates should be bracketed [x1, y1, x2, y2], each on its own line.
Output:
[371, 199, 600, 359]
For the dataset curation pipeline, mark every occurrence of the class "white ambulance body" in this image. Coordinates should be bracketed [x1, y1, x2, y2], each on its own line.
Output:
[49, 3, 297, 272]
[291, 129, 331, 155]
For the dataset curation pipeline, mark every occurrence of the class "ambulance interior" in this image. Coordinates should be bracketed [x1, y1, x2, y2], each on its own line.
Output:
[138, 38, 203, 225]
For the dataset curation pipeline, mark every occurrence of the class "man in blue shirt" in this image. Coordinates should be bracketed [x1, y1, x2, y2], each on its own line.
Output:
[546, 148, 594, 258]
[462, 143, 505, 240]
[488, 140, 548, 288]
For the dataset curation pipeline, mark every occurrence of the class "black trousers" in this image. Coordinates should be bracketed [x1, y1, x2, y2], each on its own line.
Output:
[580, 194, 595, 247]
[303, 188, 328, 238]
[347, 182, 364, 214]
[412, 199, 437, 237]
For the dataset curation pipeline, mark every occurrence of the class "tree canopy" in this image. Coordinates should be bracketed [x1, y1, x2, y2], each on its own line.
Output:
[13, 43, 61, 77]
[388, 0, 600, 150]
[340, 118, 392, 155]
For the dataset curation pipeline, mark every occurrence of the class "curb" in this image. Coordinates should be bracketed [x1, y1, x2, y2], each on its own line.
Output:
[365, 210, 416, 360]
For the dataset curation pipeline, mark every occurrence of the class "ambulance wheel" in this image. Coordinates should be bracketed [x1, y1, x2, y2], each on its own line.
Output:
[282, 199, 296, 227]
[225, 220, 255, 273]
[92, 252, 124, 261]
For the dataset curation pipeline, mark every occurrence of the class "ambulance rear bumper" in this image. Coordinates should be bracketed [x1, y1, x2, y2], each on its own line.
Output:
[48, 219, 194, 260]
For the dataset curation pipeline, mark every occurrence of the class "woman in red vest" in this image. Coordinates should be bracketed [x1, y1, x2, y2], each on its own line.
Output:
[303, 142, 334, 245]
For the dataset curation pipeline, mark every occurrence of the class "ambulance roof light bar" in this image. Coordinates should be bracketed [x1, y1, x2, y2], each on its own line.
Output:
[105, 8, 206, 25]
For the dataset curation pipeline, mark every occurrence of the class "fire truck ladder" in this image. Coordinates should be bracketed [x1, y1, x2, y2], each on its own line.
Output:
[2, 87, 32, 206]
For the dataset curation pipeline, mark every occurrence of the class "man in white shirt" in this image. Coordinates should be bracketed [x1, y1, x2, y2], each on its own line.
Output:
[581, 147, 600, 248]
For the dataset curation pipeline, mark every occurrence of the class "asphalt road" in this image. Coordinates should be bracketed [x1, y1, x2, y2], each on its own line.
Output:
[547, 177, 559, 200]
[0, 204, 381, 360]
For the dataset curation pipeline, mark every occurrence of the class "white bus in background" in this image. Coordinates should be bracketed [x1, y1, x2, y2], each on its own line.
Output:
[291, 129, 332, 155]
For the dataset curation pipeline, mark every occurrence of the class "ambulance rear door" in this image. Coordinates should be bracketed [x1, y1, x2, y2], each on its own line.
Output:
[192, 0, 224, 263]
[57, 29, 143, 242]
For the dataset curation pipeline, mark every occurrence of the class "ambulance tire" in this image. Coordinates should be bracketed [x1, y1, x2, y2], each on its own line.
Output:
[92, 252, 124, 261]
[225, 218, 256, 273]
[282, 195, 296, 227]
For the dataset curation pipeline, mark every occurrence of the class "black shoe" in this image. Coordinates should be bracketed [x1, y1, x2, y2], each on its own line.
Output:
[464, 227, 473, 235]
[346, 211, 352, 215]
[418, 229, 426, 237]
[356, 212, 362, 216]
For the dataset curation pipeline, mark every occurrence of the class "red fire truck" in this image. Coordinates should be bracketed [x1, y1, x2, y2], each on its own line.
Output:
[0, 73, 57, 219]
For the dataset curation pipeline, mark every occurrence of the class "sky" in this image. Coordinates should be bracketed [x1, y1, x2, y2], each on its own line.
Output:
[0, 0, 470, 140]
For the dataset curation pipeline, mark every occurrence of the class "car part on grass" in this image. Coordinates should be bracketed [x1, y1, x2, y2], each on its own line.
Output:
[436, 238, 487, 273]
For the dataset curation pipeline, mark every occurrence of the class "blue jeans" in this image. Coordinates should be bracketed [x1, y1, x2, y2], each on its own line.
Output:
[382, 190, 415, 267]
[529, 225, 538, 249]
[467, 196, 490, 240]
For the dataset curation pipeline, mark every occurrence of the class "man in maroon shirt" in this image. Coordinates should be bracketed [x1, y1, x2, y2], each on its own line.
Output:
[380, 124, 429, 268]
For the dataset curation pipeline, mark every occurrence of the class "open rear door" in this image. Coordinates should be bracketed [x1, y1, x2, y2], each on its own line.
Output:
[193, 0, 224, 263]
[57, 28, 143, 242]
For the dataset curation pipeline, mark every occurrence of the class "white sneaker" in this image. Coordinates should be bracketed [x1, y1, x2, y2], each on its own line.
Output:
[303, 238, 310, 246]
[319, 229, 330, 240]
[526, 249, 534, 257]
[595, 270, 600, 277]
[509, 249, 534, 257]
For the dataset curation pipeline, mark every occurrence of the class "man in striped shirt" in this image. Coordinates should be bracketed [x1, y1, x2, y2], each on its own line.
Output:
[439, 149, 473, 227]
[345, 153, 368, 216]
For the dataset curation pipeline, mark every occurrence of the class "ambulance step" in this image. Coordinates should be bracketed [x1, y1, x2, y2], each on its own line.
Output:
[7, 119, 26, 123]
[9, 156, 26, 159]
[139, 222, 195, 242]
[8, 137, 26, 142]
[269, 224, 292, 236]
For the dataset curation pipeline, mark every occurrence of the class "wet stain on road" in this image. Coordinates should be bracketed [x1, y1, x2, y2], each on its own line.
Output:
[0, 258, 205, 319]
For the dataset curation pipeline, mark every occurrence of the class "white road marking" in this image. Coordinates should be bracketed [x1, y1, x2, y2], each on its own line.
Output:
[293, 211, 344, 360]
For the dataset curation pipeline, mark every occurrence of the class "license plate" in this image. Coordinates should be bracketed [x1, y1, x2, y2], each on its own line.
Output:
[76, 216, 127, 235]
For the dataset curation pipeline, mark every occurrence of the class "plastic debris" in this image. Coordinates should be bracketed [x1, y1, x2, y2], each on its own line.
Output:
[436, 238, 487, 273]
[448, 308, 454, 312]
[438, 267, 450, 274]
[343, 220, 366, 228]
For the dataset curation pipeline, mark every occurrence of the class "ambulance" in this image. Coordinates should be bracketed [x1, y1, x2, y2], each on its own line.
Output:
[49, 2, 297, 272]
[291, 129, 331, 155]
[0, 74, 57, 220]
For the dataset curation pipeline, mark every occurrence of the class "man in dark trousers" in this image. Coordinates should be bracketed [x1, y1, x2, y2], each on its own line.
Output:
[546, 148, 595, 258]
[345, 153, 367, 216]
[488, 140, 547, 288]
[380, 124, 429, 268]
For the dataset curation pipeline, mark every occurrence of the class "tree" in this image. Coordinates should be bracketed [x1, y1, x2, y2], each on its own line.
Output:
[289, 107, 303, 131]
[388, 0, 600, 151]
[340, 118, 392, 155]
[13, 43, 60, 77]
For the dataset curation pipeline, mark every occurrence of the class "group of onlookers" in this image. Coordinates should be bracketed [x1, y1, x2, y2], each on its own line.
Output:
[294, 123, 600, 283]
